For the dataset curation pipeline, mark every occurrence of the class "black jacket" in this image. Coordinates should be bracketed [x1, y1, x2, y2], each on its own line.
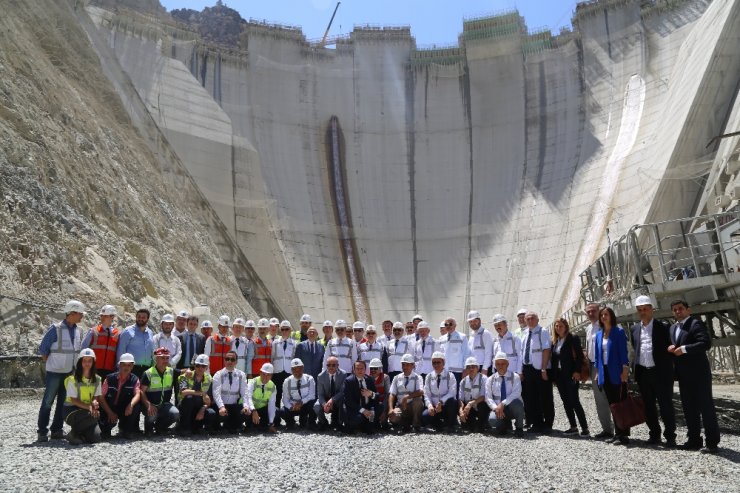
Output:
[630, 318, 674, 377]
[342, 374, 378, 415]
[551, 333, 584, 379]
[177, 332, 206, 369]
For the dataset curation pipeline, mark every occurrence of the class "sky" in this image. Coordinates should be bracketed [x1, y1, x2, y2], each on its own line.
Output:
[159, 0, 580, 46]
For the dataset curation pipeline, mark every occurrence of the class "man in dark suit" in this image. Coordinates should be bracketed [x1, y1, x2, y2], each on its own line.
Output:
[631, 296, 676, 446]
[313, 356, 346, 430]
[668, 300, 720, 453]
[178, 316, 206, 369]
[295, 326, 325, 384]
[342, 360, 380, 434]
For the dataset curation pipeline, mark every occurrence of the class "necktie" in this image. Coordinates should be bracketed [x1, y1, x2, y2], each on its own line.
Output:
[404, 376, 409, 388]
[360, 378, 368, 404]
[436, 374, 441, 392]
[524, 331, 532, 364]
[422, 339, 426, 354]
[501, 377, 507, 401]
[297, 379, 302, 398]
[188, 334, 194, 364]
[228, 372, 233, 386]
[330, 375, 335, 396]
[236, 339, 240, 349]
[283, 340, 287, 351]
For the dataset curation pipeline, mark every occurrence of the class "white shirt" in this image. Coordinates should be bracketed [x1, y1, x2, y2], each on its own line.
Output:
[423, 370, 457, 407]
[413, 336, 437, 375]
[468, 327, 494, 369]
[212, 368, 248, 409]
[272, 338, 296, 373]
[485, 370, 522, 408]
[493, 331, 522, 374]
[389, 372, 423, 401]
[231, 336, 252, 374]
[281, 374, 316, 409]
[387, 337, 412, 373]
[377, 334, 391, 348]
[554, 338, 564, 369]
[520, 326, 551, 370]
[358, 341, 384, 367]
[323, 337, 358, 373]
[638, 319, 655, 368]
[152, 332, 182, 367]
[458, 373, 487, 403]
[585, 322, 599, 362]
[246, 377, 276, 423]
[438, 331, 471, 372]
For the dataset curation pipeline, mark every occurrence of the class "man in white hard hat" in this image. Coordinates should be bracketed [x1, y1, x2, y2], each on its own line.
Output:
[438, 320, 449, 337]
[37, 299, 85, 442]
[272, 320, 298, 406]
[514, 308, 528, 339]
[352, 321, 367, 344]
[422, 351, 459, 432]
[413, 321, 436, 380]
[251, 319, 273, 377]
[200, 318, 213, 339]
[323, 320, 358, 374]
[153, 314, 182, 368]
[178, 316, 205, 370]
[386, 321, 412, 381]
[98, 352, 141, 440]
[82, 304, 120, 378]
[486, 351, 524, 438]
[246, 363, 277, 433]
[231, 318, 254, 377]
[116, 307, 155, 378]
[412, 314, 423, 333]
[521, 310, 554, 434]
[279, 358, 317, 429]
[388, 353, 424, 434]
[177, 354, 215, 436]
[467, 310, 493, 376]
[268, 317, 280, 341]
[204, 315, 233, 374]
[377, 320, 393, 347]
[243, 319, 258, 374]
[294, 314, 311, 342]
[369, 357, 392, 430]
[492, 314, 522, 375]
[631, 295, 676, 446]
[173, 310, 189, 338]
[314, 356, 347, 431]
[459, 356, 489, 433]
[319, 320, 334, 347]
[584, 301, 614, 439]
[438, 317, 470, 386]
[212, 350, 250, 434]
[295, 326, 324, 382]
[358, 325, 385, 371]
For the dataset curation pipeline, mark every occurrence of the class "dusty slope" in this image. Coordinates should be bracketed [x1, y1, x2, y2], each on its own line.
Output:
[0, 0, 254, 354]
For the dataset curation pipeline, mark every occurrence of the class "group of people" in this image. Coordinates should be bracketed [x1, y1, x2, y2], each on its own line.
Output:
[35, 296, 721, 453]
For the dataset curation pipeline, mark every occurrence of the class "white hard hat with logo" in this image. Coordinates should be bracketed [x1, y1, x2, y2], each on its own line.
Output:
[118, 353, 135, 364]
[335, 319, 347, 328]
[245, 320, 256, 328]
[260, 363, 274, 374]
[232, 317, 246, 327]
[467, 310, 481, 322]
[218, 315, 231, 327]
[161, 314, 175, 324]
[465, 356, 479, 367]
[352, 321, 365, 330]
[194, 354, 209, 366]
[257, 318, 270, 328]
[280, 320, 292, 328]
[64, 300, 86, 315]
[635, 295, 653, 307]
[177, 310, 189, 319]
[99, 304, 117, 316]
[369, 358, 383, 369]
[79, 348, 96, 360]
[290, 358, 304, 368]
[200, 320, 213, 329]
[269, 317, 279, 325]
[492, 314, 507, 324]
[400, 354, 415, 364]
[300, 314, 312, 323]
[494, 351, 508, 362]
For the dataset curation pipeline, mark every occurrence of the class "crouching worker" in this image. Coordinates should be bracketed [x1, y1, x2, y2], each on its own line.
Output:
[343, 360, 381, 434]
[212, 350, 250, 434]
[178, 354, 215, 436]
[64, 348, 103, 445]
[388, 354, 425, 434]
[98, 353, 141, 440]
[140, 347, 181, 436]
[485, 351, 525, 437]
[279, 358, 316, 429]
[246, 363, 277, 433]
[458, 356, 490, 432]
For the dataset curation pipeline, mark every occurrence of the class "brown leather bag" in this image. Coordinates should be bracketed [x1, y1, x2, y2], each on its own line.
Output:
[571, 344, 591, 382]
[609, 384, 646, 430]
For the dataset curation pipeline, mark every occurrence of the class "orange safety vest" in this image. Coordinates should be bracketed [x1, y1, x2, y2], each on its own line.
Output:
[251, 337, 272, 375]
[208, 334, 233, 374]
[89, 325, 120, 371]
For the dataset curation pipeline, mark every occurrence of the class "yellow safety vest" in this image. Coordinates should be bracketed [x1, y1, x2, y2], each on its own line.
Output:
[250, 377, 275, 409]
[64, 375, 99, 405]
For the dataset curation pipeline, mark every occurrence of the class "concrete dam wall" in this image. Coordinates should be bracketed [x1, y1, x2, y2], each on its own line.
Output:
[85, 0, 740, 326]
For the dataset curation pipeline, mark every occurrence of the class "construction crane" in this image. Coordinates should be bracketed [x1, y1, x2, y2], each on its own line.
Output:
[319, 2, 341, 47]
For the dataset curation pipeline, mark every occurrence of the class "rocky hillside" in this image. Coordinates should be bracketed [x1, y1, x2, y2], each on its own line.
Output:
[0, 0, 255, 355]
[171, 1, 246, 48]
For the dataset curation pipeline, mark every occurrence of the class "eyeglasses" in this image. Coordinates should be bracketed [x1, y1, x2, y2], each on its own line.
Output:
[224, 357, 237, 362]
[353, 328, 363, 332]
[444, 323, 454, 327]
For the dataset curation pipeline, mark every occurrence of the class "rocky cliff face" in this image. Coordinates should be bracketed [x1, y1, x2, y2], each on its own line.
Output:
[171, 1, 246, 48]
[0, 0, 255, 357]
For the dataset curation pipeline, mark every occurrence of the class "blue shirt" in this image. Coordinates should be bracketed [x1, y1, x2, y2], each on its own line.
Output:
[116, 325, 155, 366]
[38, 320, 77, 356]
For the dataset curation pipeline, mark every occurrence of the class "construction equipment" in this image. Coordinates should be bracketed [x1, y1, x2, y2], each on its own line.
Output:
[319, 2, 341, 47]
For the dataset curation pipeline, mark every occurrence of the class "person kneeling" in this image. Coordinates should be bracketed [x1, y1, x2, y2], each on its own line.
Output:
[64, 348, 103, 445]
[422, 352, 459, 432]
[279, 358, 316, 429]
[459, 356, 490, 432]
[245, 363, 278, 433]
[387, 354, 424, 434]
[343, 360, 381, 434]
[178, 354, 216, 435]
[98, 352, 141, 440]
[486, 351, 525, 437]
[140, 347, 182, 436]
[212, 350, 250, 434]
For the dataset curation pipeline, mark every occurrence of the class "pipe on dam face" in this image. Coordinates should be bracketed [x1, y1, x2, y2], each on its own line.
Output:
[327, 116, 370, 322]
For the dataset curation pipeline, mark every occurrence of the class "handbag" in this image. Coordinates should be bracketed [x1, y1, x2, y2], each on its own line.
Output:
[570, 343, 590, 382]
[609, 383, 646, 430]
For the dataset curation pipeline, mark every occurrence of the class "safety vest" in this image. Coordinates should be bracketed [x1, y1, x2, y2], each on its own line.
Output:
[426, 371, 453, 404]
[461, 373, 485, 402]
[64, 374, 99, 406]
[273, 338, 296, 373]
[252, 337, 272, 375]
[359, 342, 383, 365]
[89, 325, 120, 371]
[250, 377, 275, 409]
[394, 372, 420, 398]
[103, 371, 138, 406]
[290, 330, 304, 343]
[374, 373, 387, 404]
[144, 366, 174, 406]
[285, 376, 310, 404]
[208, 334, 233, 373]
[178, 372, 212, 400]
[387, 338, 410, 372]
[46, 322, 82, 373]
[318, 336, 333, 347]
[487, 373, 515, 402]
[327, 337, 354, 372]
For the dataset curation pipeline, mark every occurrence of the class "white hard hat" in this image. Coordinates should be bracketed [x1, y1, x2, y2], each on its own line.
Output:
[200, 320, 213, 329]
[467, 310, 481, 321]
[194, 354, 209, 366]
[161, 314, 175, 324]
[352, 321, 365, 330]
[412, 314, 423, 321]
[218, 315, 231, 327]
[232, 317, 246, 327]
[635, 295, 653, 307]
[260, 363, 274, 374]
[322, 320, 333, 327]
[176, 310, 189, 319]
[494, 351, 508, 362]
[290, 358, 304, 368]
[365, 325, 376, 333]
[465, 356, 479, 367]
[335, 319, 347, 328]
[431, 351, 445, 360]
[99, 304, 117, 316]
[257, 318, 270, 328]
[64, 300, 86, 315]
[417, 321, 429, 330]
[269, 317, 279, 325]
[300, 314, 312, 323]
[492, 314, 507, 324]
[400, 354, 415, 364]
[392, 321, 404, 330]
[439, 320, 447, 328]
[79, 348, 96, 360]
[245, 320, 256, 328]
[280, 320, 292, 328]
[118, 353, 135, 364]
[369, 358, 383, 369]
[516, 308, 527, 316]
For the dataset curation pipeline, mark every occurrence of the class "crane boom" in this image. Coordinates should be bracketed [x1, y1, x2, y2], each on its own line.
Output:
[319, 2, 341, 47]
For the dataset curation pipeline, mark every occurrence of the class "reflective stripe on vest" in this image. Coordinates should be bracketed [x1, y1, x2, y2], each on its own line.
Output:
[209, 335, 232, 372]
[252, 339, 272, 375]
[178, 373, 211, 399]
[90, 325, 119, 371]
[330, 339, 352, 360]
[395, 374, 419, 396]
[286, 377, 307, 403]
[64, 375, 99, 405]
[219, 371, 243, 398]
[473, 330, 486, 350]
[491, 375, 514, 399]
[250, 377, 275, 409]
[428, 372, 452, 398]
[462, 374, 484, 401]
[47, 323, 80, 373]
[144, 367, 174, 405]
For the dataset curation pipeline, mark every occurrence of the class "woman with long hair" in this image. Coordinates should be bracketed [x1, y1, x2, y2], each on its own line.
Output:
[594, 307, 631, 445]
[63, 348, 103, 445]
[551, 318, 589, 436]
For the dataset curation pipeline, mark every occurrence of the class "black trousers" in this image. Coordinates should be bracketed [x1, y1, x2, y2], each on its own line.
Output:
[603, 366, 630, 438]
[280, 399, 317, 427]
[461, 401, 490, 431]
[522, 365, 554, 430]
[215, 403, 246, 431]
[635, 365, 676, 441]
[421, 398, 459, 429]
[249, 406, 273, 429]
[555, 374, 588, 430]
[677, 369, 720, 447]
[99, 401, 141, 434]
[179, 396, 216, 432]
[272, 372, 289, 408]
[345, 403, 382, 433]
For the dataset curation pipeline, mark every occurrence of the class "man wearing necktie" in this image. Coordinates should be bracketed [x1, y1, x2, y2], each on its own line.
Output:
[343, 360, 380, 434]
[278, 358, 317, 429]
[177, 316, 205, 370]
[421, 352, 459, 432]
[296, 327, 325, 386]
[486, 351, 525, 437]
[668, 300, 720, 453]
[211, 350, 250, 433]
[272, 322, 297, 406]
[314, 356, 347, 431]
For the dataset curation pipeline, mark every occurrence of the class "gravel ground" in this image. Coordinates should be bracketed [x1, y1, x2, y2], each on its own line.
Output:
[0, 385, 738, 492]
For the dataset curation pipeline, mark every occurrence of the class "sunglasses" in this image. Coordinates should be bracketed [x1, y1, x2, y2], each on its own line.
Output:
[281, 328, 291, 331]
[444, 323, 454, 327]
[369, 368, 379, 371]
[353, 328, 363, 332]
[224, 357, 237, 362]
[195, 364, 207, 368]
